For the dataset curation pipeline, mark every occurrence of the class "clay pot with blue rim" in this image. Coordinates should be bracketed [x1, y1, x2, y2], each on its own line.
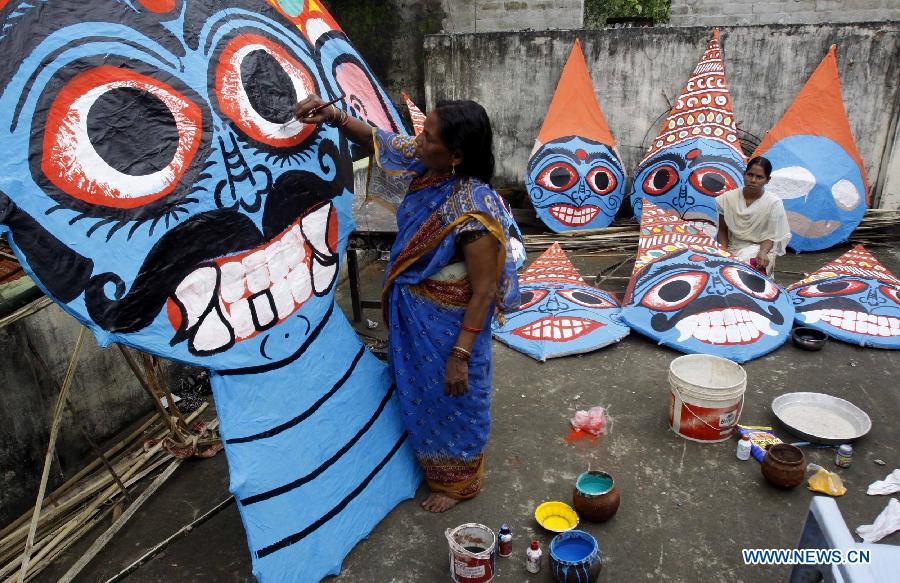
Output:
[573, 471, 620, 523]
[549, 530, 602, 583]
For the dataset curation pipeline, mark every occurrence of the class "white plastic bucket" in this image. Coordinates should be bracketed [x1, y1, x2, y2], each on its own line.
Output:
[668, 354, 746, 442]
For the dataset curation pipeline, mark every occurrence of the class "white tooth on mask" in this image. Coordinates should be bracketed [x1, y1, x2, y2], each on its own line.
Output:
[287, 265, 312, 305]
[250, 291, 277, 329]
[271, 278, 295, 319]
[312, 257, 338, 295]
[726, 325, 741, 343]
[301, 203, 334, 255]
[802, 310, 822, 324]
[219, 262, 246, 304]
[709, 326, 726, 344]
[246, 264, 270, 294]
[192, 302, 234, 353]
[174, 266, 218, 330]
[227, 298, 255, 339]
[675, 316, 696, 342]
[267, 245, 293, 282]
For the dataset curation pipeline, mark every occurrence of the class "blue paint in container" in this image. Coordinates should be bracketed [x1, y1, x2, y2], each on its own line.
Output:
[549, 530, 602, 583]
[575, 473, 613, 495]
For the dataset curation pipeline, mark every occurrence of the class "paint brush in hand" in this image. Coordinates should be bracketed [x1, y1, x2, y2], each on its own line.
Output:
[281, 93, 345, 129]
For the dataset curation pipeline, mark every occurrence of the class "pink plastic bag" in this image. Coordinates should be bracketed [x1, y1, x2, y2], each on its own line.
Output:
[570, 406, 610, 436]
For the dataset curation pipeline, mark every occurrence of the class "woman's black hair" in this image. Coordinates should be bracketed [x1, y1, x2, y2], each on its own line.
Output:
[746, 156, 773, 179]
[433, 100, 495, 185]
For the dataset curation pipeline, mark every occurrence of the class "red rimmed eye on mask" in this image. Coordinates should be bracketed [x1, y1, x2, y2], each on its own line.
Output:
[797, 279, 868, 298]
[642, 164, 679, 196]
[689, 167, 737, 197]
[536, 162, 577, 192]
[515, 289, 548, 311]
[585, 166, 618, 196]
[641, 271, 708, 311]
[558, 289, 616, 309]
[42, 66, 202, 209]
[879, 285, 900, 305]
[216, 34, 317, 148]
[722, 266, 780, 300]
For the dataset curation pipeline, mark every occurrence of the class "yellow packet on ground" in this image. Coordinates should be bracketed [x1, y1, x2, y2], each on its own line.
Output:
[808, 467, 847, 496]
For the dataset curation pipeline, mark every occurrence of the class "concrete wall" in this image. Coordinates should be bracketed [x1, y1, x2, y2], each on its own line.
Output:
[444, 0, 585, 33]
[423, 23, 900, 208]
[670, 0, 900, 26]
[0, 304, 157, 525]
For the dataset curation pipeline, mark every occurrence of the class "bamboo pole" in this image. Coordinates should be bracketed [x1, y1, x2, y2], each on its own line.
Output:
[16, 328, 86, 583]
[117, 346, 182, 439]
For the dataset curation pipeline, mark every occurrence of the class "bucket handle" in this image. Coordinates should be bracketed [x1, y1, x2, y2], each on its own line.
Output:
[672, 383, 744, 433]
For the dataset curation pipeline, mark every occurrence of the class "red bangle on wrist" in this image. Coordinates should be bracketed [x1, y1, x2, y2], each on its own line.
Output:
[461, 324, 483, 334]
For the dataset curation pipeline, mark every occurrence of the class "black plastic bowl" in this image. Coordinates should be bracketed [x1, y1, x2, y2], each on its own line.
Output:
[792, 327, 828, 351]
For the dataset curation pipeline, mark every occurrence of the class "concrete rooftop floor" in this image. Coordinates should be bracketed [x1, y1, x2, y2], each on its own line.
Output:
[35, 243, 900, 583]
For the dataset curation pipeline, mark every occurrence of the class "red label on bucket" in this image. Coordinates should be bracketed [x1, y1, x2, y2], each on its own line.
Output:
[670, 392, 742, 442]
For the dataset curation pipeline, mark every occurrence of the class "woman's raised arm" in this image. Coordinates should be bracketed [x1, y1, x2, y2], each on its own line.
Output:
[293, 94, 374, 153]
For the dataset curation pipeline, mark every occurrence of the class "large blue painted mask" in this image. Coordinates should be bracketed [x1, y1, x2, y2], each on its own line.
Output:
[0, 2, 418, 581]
[492, 243, 629, 361]
[527, 136, 625, 231]
[622, 202, 793, 363]
[754, 47, 868, 252]
[630, 139, 744, 237]
[630, 29, 746, 239]
[788, 246, 900, 349]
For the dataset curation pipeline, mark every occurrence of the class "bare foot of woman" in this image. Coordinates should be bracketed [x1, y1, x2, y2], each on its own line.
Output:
[421, 492, 459, 513]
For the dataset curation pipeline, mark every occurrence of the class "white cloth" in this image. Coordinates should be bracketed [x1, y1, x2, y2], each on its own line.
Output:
[716, 188, 791, 275]
[856, 498, 900, 543]
[868, 469, 900, 495]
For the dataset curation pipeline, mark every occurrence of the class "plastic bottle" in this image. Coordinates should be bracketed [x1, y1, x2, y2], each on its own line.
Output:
[835, 444, 853, 468]
[736, 435, 751, 460]
[498, 524, 512, 557]
[525, 539, 541, 573]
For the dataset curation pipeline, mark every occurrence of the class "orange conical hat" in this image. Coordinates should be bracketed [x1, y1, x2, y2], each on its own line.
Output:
[625, 200, 732, 301]
[520, 242, 586, 285]
[754, 46, 867, 191]
[641, 29, 743, 164]
[401, 91, 425, 136]
[268, 0, 343, 43]
[535, 39, 615, 148]
[788, 245, 900, 290]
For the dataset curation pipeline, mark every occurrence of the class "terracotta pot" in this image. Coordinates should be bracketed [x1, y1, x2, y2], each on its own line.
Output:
[549, 530, 602, 583]
[761, 444, 807, 488]
[572, 471, 620, 523]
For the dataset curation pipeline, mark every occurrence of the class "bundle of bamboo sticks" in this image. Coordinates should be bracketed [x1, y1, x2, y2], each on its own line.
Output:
[0, 404, 210, 582]
[522, 209, 900, 254]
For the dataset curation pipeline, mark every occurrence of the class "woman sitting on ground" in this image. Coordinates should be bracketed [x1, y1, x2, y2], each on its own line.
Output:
[293, 95, 520, 513]
[716, 156, 791, 276]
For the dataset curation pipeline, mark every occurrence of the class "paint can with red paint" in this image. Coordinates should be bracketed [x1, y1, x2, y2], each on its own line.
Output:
[668, 354, 746, 442]
[445, 523, 496, 583]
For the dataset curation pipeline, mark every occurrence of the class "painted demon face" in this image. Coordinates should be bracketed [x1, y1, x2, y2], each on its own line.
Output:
[527, 136, 625, 231]
[630, 139, 744, 238]
[765, 136, 866, 252]
[623, 250, 793, 360]
[0, 0, 401, 371]
[492, 282, 628, 360]
[791, 277, 900, 348]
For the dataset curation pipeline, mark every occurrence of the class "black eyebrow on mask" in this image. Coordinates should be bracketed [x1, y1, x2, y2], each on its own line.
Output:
[642, 152, 687, 171]
[529, 146, 619, 171]
[687, 154, 744, 171]
[12, 36, 178, 133]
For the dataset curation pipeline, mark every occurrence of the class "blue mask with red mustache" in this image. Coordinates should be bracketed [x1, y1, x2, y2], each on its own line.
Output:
[788, 246, 900, 349]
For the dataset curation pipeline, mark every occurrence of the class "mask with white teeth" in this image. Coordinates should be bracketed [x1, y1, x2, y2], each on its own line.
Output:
[0, 1, 419, 581]
[623, 201, 794, 363]
[788, 245, 900, 349]
[526, 40, 625, 233]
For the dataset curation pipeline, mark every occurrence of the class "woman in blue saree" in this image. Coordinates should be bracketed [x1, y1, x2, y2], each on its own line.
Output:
[294, 96, 519, 512]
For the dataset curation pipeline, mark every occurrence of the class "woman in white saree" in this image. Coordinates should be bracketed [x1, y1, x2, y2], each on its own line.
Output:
[716, 157, 791, 276]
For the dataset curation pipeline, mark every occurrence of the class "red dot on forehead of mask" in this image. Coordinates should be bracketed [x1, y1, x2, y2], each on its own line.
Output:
[686, 149, 701, 160]
[689, 254, 706, 262]
[575, 149, 587, 161]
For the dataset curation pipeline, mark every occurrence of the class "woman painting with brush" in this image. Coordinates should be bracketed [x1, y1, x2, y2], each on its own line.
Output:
[293, 95, 520, 512]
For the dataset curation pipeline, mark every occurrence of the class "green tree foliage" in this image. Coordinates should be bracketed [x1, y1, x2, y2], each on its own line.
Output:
[584, 0, 670, 27]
